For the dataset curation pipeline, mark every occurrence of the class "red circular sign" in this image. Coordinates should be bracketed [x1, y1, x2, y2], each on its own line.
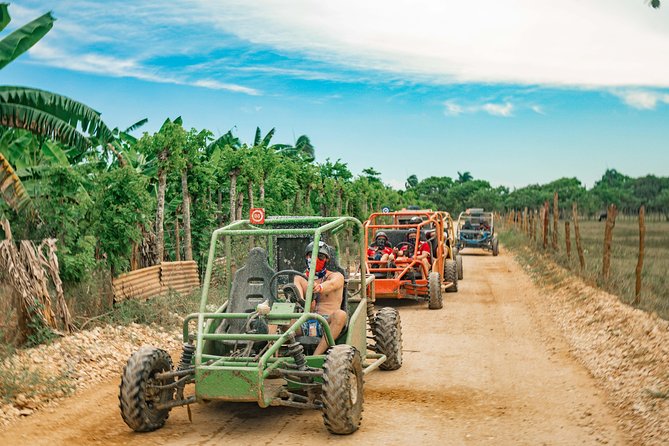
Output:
[250, 207, 265, 224]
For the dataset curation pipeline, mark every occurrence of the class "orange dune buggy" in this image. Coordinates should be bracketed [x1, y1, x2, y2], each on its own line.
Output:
[364, 210, 458, 310]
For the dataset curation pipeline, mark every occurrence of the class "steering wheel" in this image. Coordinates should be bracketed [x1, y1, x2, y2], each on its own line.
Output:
[269, 270, 308, 309]
[395, 241, 414, 255]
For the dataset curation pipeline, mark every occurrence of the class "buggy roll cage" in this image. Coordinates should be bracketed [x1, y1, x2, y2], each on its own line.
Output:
[181, 216, 371, 375]
[364, 210, 445, 277]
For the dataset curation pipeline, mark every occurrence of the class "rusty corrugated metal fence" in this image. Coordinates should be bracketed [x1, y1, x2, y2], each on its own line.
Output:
[112, 261, 200, 303]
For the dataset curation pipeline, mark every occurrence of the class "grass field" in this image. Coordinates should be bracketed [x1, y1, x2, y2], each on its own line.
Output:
[501, 219, 669, 320]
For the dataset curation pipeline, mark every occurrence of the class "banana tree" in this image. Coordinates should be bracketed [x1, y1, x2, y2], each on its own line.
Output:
[0, 3, 113, 213]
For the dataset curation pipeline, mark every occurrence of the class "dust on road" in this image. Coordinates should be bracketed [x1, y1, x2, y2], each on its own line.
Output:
[0, 249, 628, 445]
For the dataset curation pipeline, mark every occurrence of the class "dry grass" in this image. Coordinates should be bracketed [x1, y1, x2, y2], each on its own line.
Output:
[501, 218, 669, 320]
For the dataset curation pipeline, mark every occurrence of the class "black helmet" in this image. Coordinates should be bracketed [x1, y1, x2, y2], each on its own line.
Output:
[406, 228, 417, 239]
[375, 231, 388, 241]
[305, 240, 330, 258]
[409, 216, 422, 225]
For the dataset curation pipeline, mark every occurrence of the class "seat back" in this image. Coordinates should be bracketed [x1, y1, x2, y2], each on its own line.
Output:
[221, 247, 274, 334]
[383, 229, 409, 248]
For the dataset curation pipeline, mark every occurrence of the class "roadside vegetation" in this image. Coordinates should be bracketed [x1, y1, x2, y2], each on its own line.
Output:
[500, 219, 669, 319]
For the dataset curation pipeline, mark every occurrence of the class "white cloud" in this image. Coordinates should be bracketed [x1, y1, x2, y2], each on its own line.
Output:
[443, 100, 515, 117]
[444, 100, 464, 116]
[192, 80, 260, 95]
[28, 42, 259, 95]
[615, 90, 669, 110]
[482, 102, 513, 117]
[15, 0, 669, 93]
[188, 0, 669, 88]
[531, 105, 546, 115]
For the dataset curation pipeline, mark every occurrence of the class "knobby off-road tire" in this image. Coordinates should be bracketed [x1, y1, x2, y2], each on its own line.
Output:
[444, 259, 458, 293]
[456, 254, 464, 280]
[374, 307, 403, 370]
[492, 236, 499, 256]
[428, 271, 443, 309]
[119, 346, 174, 432]
[322, 345, 364, 434]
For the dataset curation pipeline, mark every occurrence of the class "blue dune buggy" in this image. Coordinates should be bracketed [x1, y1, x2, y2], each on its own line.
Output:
[455, 209, 498, 256]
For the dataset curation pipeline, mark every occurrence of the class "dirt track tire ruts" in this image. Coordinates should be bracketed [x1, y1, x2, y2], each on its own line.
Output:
[119, 346, 174, 432]
[322, 345, 364, 434]
[374, 307, 403, 370]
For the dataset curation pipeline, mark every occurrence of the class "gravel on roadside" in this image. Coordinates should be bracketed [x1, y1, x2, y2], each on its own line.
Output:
[0, 323, 181, 426]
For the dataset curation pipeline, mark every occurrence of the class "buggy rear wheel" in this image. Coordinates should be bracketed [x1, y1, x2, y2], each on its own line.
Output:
[492, 236, 499, 256]
[374, 307, 403, 370]
[322, 345, 364, 434]
[119, 347, 174, 432]
[456, 254, 463, 280]
[428, 271, 443, 309]
[444, 259, 458, 293]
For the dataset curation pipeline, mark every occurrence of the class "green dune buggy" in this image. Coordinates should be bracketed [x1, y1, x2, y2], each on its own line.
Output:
[119, 216, 403, 435]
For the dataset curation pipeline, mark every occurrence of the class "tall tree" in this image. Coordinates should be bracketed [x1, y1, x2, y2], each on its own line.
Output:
[457, 171, 473, 183]
[137, 119, 186, 263]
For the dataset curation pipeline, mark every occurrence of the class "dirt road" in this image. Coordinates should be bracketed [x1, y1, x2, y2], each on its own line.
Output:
[0, 250, 629, 445]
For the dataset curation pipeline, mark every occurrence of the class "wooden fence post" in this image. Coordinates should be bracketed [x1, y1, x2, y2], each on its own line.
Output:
[572, 203, 586, 271]
[565, 221, 571, 261]
[527, 211, 534, 240]
[552, 192, 559, 250]
[634, 205, 646, 305]
[523, 207, 529, 236]
[543, 201, 549, 249]
[602, 203, 618, 280]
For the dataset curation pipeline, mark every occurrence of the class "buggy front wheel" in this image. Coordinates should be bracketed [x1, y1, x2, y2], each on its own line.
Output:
[428, 271, 443, 309]
[119, 347, 174, 432]
[374, 307, 403, 370]
[322, 345, 364, 434]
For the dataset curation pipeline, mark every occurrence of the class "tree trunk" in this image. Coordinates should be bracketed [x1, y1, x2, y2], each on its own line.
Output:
[304, 185, 311, 211]
[217, 188, 223, 225]
[260, 176, 266, 202]
[248, 181, 254, 210]
[293, 190, 301, 214]
[175, 217, 181, 261]
[181, 169, 193, 260]
[229, 171, 238, 222]
[236, 192, 244, 221]
[155, 159, 168, 264]
[336, 187, 343, 215]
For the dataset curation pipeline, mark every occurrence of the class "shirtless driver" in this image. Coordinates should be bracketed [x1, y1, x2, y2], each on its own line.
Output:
[293, 241, 347, 355]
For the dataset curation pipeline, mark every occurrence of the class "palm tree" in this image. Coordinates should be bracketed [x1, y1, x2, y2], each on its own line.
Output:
[457, 171, 473, 183]
[208, 129, 242, 221]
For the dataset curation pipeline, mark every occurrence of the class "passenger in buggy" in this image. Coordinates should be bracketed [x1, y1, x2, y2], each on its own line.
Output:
[396, 228, 431, 276]
[367, 231, 397, 263]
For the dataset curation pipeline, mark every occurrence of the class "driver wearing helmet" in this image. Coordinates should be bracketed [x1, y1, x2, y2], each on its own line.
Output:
[396, 228, 431, 273]
[367, 231, 395, 263]
[293, 241, 347, 355]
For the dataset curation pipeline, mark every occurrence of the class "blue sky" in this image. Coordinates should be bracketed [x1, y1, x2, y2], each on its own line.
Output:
[4, 0, 669, 189]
